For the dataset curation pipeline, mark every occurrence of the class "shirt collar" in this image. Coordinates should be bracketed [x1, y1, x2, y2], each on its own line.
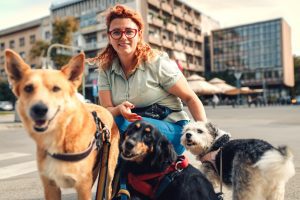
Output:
[111, 58, 145, 76]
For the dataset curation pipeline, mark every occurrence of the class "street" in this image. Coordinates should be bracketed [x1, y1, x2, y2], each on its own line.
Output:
[0, 105, 299, 199]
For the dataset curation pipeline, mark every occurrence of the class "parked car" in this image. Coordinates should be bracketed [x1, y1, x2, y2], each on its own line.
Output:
[291, 96, 300, 105]
[0, 101, 14, 111]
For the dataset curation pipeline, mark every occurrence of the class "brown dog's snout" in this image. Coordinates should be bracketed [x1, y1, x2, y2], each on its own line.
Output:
[125, 140, 135, 151]
[30, 102, 48, 119]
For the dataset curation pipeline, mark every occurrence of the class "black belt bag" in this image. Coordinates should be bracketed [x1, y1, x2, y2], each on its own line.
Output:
[132, 104, 181, 120]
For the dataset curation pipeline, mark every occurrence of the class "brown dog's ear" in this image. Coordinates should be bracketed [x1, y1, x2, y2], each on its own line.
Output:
[5, 49, 30, 85]
[61, 52, 85, 88]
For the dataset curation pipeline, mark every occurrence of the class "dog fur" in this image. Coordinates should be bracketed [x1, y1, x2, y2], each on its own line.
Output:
[4, 49, 120, 200]
[181, 121, 295, 200]
[120, 120, 219, 200]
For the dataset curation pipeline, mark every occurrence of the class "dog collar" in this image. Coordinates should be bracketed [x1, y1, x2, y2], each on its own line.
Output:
[199, 148, 221, 173]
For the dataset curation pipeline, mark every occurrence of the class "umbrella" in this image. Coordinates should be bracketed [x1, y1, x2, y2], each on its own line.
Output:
[187, 75, 220, 95]
[209, 78, 237, 94]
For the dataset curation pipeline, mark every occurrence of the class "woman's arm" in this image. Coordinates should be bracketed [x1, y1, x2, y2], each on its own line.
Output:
[99, 90, 142, 122]
[167, 76, 207, 122]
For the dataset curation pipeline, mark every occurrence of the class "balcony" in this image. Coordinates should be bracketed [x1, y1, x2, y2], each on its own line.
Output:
[174, 43, 184, 51]
[187, 31, 196, 40]
[148, 0, 160, 8]
[188, 63, 196, 70]
[152, 17, 164, 27]
[194, 49, 202, 56]
[80, 23, 106, 34]
[196, 35, 203, 42]
[161, 3, 172, 14]
[174, 7, 183, 19]
[84, 40, 107, 51]
[148, 35, 161, 46]
[185, 46, 194, 55]
[176, 25, 186, 36]
[162, 40, 173, 49]
[184, 14, 193, 24]
[166, 23, 177, 33]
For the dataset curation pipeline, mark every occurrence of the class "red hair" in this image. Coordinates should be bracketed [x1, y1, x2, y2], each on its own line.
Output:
[91, 4, 157, 70]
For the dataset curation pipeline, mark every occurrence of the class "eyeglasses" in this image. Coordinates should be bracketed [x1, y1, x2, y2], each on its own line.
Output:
[108, 28, 138, 40]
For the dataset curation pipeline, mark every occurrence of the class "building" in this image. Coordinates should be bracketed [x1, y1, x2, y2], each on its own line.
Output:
[210, 18, 294, 101]
[49, 0, 219, 100]
[0, 16, 51, 79]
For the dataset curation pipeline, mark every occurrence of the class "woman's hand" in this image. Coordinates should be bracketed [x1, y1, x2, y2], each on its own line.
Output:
[118, 101, 142, 122]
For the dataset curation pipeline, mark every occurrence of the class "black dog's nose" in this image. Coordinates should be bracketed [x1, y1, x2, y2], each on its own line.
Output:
[30, 103, 48, 119]
[125, 140, 135, 150]
[186, 133, 192, 139]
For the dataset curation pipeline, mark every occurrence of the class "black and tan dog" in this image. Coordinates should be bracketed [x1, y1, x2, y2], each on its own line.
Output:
[120, 120, 219, 200]
[4, 49, 120, 200]
[181, 121, 295, 200]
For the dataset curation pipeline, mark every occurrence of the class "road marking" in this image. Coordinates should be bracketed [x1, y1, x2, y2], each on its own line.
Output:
[0, 152, 31, 161]
[0, 161, 37, 179]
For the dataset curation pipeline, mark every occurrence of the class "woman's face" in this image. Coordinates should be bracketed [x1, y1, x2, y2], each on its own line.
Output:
[108, 18, 140, 58]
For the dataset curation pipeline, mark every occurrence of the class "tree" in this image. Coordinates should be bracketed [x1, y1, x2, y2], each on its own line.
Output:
[30, 16, 78, 69]
[51, 17, 79, 69]
[293, 56, 300, 96]
[0, 81, 16, 103]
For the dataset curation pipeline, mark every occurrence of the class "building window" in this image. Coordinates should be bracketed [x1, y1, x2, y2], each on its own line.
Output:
[0, 56, 4, 64]
[30, 35, 36, 44]
[0, 43, 4, 51]
[19, 51, 26, 59]
[45, 31, 51, 40]
[19, 37, 25, 47]
[9, 40, 15, 48]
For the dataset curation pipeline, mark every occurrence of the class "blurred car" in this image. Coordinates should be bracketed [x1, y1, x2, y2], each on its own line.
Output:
[0, 101, 14, 111]
[291, 95, 300, 105]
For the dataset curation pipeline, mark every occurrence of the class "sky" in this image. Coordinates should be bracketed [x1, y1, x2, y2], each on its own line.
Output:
[0, 0, 299, 55]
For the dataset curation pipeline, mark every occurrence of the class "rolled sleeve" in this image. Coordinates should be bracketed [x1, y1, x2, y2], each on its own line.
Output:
[158, 54, 183, 90]
[98, 68, 111, 91]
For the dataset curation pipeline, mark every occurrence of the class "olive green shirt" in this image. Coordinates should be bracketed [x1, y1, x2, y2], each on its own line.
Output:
[98, 53, 190, 123]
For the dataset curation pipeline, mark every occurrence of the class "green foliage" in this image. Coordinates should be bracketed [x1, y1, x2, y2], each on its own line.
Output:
[29, 17, 79, 69]
[0, 81, 16, 103]
[51, 17, 79, 69]
[293, 56, 300, 95]
[30, 40, 50, 62]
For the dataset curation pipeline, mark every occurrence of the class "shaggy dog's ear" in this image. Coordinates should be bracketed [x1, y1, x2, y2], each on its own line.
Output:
[151, 135, 177, 170]
[206, 122, 218, 138]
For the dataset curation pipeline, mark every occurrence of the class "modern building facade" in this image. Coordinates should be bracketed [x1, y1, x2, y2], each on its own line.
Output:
[0, 16, 51, 79]
[210, 18, 294, 100]
[49, 0, 219, 100]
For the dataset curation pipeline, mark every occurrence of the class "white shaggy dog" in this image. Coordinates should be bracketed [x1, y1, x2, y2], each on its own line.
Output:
[181, 121, 295, 200]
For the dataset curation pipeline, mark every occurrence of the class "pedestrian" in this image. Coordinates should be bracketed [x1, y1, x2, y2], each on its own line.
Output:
[89, 4, 207, 155]
[212, 94, 219, 108]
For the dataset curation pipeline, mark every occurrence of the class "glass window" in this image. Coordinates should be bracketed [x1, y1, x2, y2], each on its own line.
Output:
[19, 37, 25, 47]
[9, 40, 15, 48]
[0, 43, 4, 51]
[30, 35, 36, 44]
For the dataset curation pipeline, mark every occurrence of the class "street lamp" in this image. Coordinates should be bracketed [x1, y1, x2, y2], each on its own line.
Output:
[46, 43, 86, 97]
[234, 71, 242, 105]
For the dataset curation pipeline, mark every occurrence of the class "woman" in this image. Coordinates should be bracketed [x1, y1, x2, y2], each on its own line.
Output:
[93, 5, 207, 154]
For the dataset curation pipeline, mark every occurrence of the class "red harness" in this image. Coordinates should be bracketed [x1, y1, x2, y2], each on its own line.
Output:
[127, 155, 189, 199]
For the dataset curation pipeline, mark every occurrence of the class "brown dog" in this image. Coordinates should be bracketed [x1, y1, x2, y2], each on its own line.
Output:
[4, 49, 119, 200]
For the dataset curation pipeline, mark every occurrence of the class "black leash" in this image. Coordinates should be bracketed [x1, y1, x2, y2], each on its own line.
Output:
[92, 111, 111, 200]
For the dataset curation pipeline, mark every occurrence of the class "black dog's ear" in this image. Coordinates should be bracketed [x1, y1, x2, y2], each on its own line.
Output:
[151, 135, 177, 170]
[206, 122, 218, 138]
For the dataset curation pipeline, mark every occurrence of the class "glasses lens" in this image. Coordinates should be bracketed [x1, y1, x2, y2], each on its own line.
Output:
[125, 29, 137, 38]
[111, 30, 122, 39]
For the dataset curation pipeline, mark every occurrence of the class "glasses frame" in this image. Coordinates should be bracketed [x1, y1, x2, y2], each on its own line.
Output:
[108, 28, 138, 40]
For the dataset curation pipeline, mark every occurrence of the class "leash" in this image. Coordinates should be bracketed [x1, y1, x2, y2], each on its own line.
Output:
[217, 147, 224, 200]
[128, 155, 188, 199]
[92, 111, 112, 200]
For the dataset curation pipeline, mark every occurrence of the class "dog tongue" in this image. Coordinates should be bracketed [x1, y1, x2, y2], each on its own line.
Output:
[36, 120, 46, 126]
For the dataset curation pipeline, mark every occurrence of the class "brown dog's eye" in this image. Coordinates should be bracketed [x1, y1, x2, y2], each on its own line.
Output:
[52, 86, 61, 92]
[24, 84, 34, 93]
[197, 129, 203, 134]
